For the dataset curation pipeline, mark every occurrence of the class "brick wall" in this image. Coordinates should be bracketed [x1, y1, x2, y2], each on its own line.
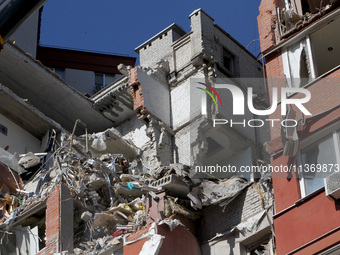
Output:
[37, 183, 74, 255]
[129, 67, 148, 122]
[37, 185, 61, 255]
[258, 0, 285, 54]
[199, 184, 272, 242]
[268, 68, 340, 139]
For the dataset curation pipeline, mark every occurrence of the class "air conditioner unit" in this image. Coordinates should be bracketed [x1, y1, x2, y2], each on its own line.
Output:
[324, 172, 340, 201]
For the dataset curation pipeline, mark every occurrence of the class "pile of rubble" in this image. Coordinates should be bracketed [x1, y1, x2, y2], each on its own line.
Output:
[0, 129, 271, 254]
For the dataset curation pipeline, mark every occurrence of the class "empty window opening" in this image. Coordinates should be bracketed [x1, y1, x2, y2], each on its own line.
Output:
[94, 73, 115, 93]
[223, 48, 235, 74]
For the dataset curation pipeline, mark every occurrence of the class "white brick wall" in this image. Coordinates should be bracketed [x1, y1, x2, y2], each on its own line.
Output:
[119, 116, 151, 149]
[200, 183, 273, 242]
[139, 28, 184, 69]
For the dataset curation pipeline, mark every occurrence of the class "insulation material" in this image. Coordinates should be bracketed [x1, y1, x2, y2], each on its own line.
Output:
[188, 177, 250, 207]
[0, 163, 22, 194]
[139, 234, 164, 255]
[0, 194, 19, 217]
[91, 134, 107, 151]
[15, 226, 39, 255]
[158, 218, 185, 232]
[232, 211, 266, 235]
[137, 223, 164, 255]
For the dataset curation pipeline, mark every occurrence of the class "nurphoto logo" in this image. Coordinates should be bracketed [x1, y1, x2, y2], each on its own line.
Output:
[197, 82, 312, 128]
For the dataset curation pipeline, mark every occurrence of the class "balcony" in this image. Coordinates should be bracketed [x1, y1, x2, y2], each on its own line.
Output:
[278, 0, 339, 36]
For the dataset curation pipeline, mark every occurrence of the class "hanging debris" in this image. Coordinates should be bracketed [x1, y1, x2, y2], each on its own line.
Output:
[0, 120, 272, 254]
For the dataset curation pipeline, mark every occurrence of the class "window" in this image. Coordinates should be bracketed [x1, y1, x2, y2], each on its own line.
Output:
[242, 235, 273, 255]
[284, 0, 331, 16]
[94, 73, 115, 93]
[0, 226, 41, 255]
[50, 67, 65, 79]
[282, 37, 315, 88]
[0, 123, 7, 136]
[222, 48, 235, 75]
[282, 18, 340, 84]
[299, 128, 340, 197]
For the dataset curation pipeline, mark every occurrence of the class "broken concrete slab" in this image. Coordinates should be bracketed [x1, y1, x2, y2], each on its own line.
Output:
[188, 176, 251, 207]
[81, 211, 92, 222]
[93, 213, 119, 231]
[81, 128, 140, 161]
[150, 174, 189, 198]
[87, 174, 107, 191]
[18, 152, 41, 169]
[0, 147, 24, 174]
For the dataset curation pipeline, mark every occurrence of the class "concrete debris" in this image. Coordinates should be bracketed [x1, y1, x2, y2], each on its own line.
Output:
[18, 152, 41, 169]
[81, 211, 92, 222]
[0, 127, 268, 254]
[82, 128, 140, 161]
[187, 177, 251, 208]
[0, 147, 24, 174]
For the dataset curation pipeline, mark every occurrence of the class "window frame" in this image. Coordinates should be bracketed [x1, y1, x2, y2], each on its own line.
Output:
[222, 47, 236, 75]
[318, 243, 340, 255]
[298, 121, 340, 197]
[281, 35, 316, 88]
[94, 72, 115, 92]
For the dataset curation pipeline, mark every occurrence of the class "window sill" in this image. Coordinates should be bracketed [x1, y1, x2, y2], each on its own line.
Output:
[295, 187, 325, 206]
[274, 187, 325, 218]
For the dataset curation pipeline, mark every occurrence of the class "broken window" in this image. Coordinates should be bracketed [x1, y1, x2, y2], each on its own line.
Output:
[94, 73, 115, 93]
[222, 48, 235, 75]
[283, 17, 340, 83]
[245, 235, 272, 255]
[285, 0, 331, 16]
[300, 128, 340, 197]
[283, 38, 314, 88]
[279, 0, 333, 34]
[0, 226, 41, 255]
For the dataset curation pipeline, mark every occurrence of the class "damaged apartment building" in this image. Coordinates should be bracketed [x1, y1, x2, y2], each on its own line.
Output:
[258, 0, 340, 254]
[1, 5, 274, 255]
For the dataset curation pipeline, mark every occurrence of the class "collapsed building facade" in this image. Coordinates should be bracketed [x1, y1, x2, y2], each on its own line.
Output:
[1, 6, 275, 255]
[258, 0, 340, 254]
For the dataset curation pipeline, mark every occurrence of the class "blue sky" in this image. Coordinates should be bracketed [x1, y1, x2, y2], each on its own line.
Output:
[40, 0, 261, 62]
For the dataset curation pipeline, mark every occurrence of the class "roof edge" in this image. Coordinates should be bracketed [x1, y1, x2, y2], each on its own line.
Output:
[135, 23, 186, 53]
[188, 8, 214, 21]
